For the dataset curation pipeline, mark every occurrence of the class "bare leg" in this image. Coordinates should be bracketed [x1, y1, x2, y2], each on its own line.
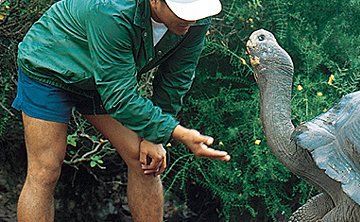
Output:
[85, 115, 163, 222]
[288, 193, 334, 222]
[17, 112, 68, 222]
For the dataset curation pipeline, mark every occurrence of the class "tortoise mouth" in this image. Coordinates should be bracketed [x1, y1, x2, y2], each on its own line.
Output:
[246, 40, 261, 67]
[245, 45, 260, 82]
[246, 46, 261, 67]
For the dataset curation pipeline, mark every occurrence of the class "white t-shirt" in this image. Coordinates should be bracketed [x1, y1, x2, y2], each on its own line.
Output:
[151, 18, 168, 46]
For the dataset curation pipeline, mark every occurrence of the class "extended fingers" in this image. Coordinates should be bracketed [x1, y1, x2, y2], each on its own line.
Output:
[194, 143, 231, 161]
[194, 134, 214, 146]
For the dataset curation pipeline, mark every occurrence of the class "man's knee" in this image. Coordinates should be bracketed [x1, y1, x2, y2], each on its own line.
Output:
[22, 113, 67, 188]
[109, 138, 142, 171]
[27, 161, 62, 188]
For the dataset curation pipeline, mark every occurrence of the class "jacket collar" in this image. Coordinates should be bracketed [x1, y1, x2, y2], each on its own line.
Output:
[134, 0, 149, 29]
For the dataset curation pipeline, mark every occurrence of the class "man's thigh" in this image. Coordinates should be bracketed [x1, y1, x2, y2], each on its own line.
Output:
[84, 114, 141, 167]
[22, 112, 68, 172]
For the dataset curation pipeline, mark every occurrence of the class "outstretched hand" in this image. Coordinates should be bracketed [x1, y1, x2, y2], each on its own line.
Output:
[139, 125, 230, 176]
[172, 126, 231, 161]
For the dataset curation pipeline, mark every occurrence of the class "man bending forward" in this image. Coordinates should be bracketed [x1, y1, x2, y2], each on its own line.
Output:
[12, 0, 230, 221]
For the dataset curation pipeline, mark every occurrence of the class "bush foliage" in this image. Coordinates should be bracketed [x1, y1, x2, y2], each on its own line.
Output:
[164, 0, 360, 221]
[1, 0, 359, 221]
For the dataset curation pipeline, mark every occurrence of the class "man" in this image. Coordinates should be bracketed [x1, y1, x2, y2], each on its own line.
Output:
[12, 0, 230, 221]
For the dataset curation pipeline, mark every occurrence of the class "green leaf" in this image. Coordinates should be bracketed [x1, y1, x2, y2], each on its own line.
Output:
[90, 161, 97, 168]
[97, 159, 104, 164]
[67, 134, 77, 147]
[91, 155, 100, 161]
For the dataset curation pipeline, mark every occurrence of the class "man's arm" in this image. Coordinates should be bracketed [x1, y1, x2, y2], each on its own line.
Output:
[149, 24, 231, 162]
[86, 2, 178, 145]
[151, 24, 209, 117]
[86, 5, 230, 172]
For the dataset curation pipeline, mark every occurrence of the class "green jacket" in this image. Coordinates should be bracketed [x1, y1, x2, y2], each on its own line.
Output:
[17, 0, 210, 144]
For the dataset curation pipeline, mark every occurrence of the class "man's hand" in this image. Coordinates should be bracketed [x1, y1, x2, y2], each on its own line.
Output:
[139, 139, 167, 176]
[172, 125, 231, 161]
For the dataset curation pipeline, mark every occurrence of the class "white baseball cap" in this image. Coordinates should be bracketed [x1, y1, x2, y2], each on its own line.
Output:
[165, 0, 222, 21]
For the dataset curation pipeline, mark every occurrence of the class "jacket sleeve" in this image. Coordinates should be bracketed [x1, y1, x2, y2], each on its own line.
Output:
[151, 24, 210, 116]
[85, 3, 178, 144]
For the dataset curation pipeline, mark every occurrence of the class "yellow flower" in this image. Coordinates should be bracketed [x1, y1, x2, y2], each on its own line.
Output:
[240, 57, 247, 65]
[323, 108, 328, 112]
[0, 13, 5, 22]
[317, 92, 323, 97]
[297, 85, 303, 91]
[166, 143, 172, 148]
[254, 140, 261, 145]
[248, 18, 254, 23]
[328, 74, 335, 85]
[250, 56, 260, 66]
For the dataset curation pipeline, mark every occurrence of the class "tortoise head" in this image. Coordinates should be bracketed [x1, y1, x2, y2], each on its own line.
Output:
[246, 29, 294, 82]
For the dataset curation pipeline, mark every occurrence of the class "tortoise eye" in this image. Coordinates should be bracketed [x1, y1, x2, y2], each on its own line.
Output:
[258, 34, 265, 41]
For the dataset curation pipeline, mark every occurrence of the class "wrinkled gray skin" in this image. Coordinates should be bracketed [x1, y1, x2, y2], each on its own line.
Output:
[246, 29, 360, 222]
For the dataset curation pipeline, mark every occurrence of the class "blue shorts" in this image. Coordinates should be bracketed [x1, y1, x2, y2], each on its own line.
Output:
[11, 69, 107, 124]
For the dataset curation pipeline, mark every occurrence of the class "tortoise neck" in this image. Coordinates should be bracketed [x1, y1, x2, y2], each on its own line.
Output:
[258, 67, 295, 160]
[257, 65, 344, 201]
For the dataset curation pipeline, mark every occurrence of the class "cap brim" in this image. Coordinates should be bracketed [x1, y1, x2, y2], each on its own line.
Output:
[165, 0, 222, 21]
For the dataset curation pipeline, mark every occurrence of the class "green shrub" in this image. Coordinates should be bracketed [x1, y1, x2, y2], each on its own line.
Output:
[162, 0, 360, 221]
[1, 0, 359, 221]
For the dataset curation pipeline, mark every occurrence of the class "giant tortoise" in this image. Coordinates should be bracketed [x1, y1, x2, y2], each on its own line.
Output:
[246, 29, 360, 221]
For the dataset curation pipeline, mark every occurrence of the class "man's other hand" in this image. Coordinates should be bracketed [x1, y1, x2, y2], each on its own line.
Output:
[172, 125, 231, 161]
[139, 139, 167, 176]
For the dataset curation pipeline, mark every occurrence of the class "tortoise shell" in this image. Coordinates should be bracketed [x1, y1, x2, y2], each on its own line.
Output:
[292, 91, 360, 205]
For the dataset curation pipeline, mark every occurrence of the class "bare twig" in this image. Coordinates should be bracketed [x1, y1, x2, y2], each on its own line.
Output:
[0, 102, 15, 116]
